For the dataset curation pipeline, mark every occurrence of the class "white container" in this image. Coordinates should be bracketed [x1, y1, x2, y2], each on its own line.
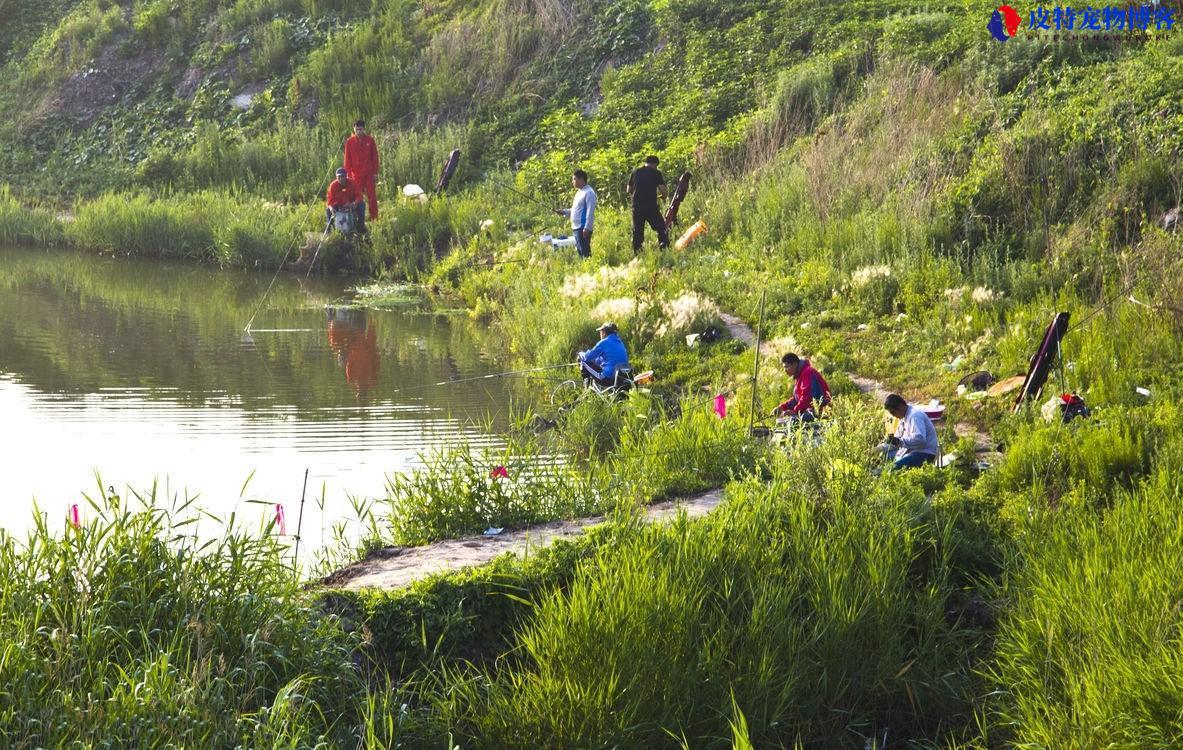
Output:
[551, 235, 577, 248]
[539, 233, 553, 243]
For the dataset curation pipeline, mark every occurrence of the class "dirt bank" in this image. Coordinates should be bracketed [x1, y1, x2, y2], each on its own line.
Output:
[324, 488, 725, 590]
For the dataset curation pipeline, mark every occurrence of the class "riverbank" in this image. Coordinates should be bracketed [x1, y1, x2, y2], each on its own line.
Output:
[325, 487, 725, 590]
[0, 183, 506, 276]
[6, 3, 1183, 741]
[8, 157, 1183, 744]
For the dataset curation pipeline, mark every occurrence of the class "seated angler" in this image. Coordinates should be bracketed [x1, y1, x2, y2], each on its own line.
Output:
[325, 168, 367, 235]
[771, 352, 831, 424]
[881, 393, 940, 471]
[578, 322, 629, 388]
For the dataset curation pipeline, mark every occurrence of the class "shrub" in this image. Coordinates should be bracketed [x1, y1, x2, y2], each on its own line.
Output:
[379, 436, 611, 545]
[0, 490, 365, 746]
[0, 186, 63, 244]
[991, 486, 1183, 746]
[438, 477, 981, 747]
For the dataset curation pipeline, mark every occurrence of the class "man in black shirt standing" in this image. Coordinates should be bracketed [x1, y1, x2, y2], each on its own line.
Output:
[627, 155, 669, 253]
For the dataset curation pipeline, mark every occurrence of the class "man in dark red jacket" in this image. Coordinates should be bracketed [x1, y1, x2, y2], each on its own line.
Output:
[771, 352, 831, 423]
[344, 119, 380, 221]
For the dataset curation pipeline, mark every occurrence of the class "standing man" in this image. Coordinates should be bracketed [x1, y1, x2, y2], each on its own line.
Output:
[557, 169, 597, 259]
[771, 352, 831, 424]
[881, 393, 940, 470]
[626, 155, 669, 253]
[344, 119, 379, 221]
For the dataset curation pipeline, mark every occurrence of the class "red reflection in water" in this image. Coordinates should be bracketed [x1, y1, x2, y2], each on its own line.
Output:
[327, 309, 381, 399]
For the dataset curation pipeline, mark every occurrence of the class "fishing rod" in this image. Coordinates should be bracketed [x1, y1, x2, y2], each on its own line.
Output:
[243, 171, 334, 333]
[1067, 273, 1145, 335]
[243, 232, 304, 334]
[489, 177, 556, 213]
[389, 362, 578, 394]
[292, 467, 309, 573]
[748, 290, 767, 437]
[304, 224, 333, 279]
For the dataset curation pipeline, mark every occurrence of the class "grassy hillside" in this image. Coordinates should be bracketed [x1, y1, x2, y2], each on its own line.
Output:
[4, 0, 1183, 746]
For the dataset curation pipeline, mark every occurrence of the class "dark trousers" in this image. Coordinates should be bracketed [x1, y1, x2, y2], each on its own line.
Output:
[632, 206, 669, 252]
[574, 229, 592, 259]
[580, 361, 615, 388]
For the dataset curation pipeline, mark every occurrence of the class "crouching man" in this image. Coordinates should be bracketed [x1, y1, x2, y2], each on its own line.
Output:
[881, 393, 939, 471]
[325, 168, 366, 235]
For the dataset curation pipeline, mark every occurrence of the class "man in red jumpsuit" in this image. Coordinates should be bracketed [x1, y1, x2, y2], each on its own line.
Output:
[343, 119, 380, 221]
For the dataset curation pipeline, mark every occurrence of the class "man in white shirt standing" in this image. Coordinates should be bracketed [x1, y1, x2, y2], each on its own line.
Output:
[883, 393, 939, 470]
[557, 169, 597, 259]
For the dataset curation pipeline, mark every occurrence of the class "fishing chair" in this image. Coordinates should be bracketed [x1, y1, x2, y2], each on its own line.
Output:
[585, 366, 633, 397]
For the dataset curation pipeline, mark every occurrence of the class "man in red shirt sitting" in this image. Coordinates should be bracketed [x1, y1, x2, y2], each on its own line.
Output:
[771, 352, 831, 424]
[344, 119, 380, 221]
[325, 168, 366, 235]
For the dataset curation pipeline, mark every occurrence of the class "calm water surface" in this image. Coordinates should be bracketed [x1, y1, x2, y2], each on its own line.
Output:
[0, 247, 523, 553]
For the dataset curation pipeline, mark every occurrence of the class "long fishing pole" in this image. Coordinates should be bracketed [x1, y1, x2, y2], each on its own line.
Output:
[390, 362, 578, 394]
[304, 224, 333, 279]
[490, 178, 556, 213]
[243, 232, 303, 333]
[748, 290, 767, 437]
[292, 467, 309, 573]
[243, 170, 333, 332]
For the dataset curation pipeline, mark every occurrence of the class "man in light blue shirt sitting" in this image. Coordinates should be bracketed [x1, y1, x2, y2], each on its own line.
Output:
[882, 393, 940, 470]
[578, 322, 629, 387]
[556, 169, 597, 259]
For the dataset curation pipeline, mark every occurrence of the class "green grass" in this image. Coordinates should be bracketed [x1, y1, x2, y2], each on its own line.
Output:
[423, 429, 989, 747]
[5, 0, 1183, 744]
[991, 482, 1183, 747]
[0, 186, 64, 244]
[0, 483, 373, 747]
[64, 191, 312, 264]
[356, 392, 765, 548]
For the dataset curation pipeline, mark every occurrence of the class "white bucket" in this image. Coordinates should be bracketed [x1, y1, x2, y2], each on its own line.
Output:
[402, 184, 428, 204]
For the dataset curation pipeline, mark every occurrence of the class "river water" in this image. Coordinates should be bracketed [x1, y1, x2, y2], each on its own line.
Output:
[0, 247, 523, 556]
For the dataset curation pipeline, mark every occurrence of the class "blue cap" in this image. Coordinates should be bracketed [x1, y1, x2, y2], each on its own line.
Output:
[336, 168, 347, 176]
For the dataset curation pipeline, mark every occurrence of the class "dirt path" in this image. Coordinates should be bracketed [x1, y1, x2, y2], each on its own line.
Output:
[324, 313, 995, 591]
[324, 489, 725, 591]
[719, 312, 775, 355]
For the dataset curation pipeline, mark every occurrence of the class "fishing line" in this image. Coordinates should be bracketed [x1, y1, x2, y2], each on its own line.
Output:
[387, 362, 579, 395]
[243, 171, 334, 333]
[488, 177, 556, 213]
[749, 290, 767, 436]
[303, 225, 334, 279]
[242, 232, 303, 334]
[1067, 273, 1145, 335]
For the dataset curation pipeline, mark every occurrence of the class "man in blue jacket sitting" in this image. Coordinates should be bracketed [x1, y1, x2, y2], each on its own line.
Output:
[578, 322, 630, 387]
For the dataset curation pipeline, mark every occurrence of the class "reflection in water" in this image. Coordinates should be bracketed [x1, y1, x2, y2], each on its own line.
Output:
[327, 308, 380, 399]
[0, 247, 524, 555]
